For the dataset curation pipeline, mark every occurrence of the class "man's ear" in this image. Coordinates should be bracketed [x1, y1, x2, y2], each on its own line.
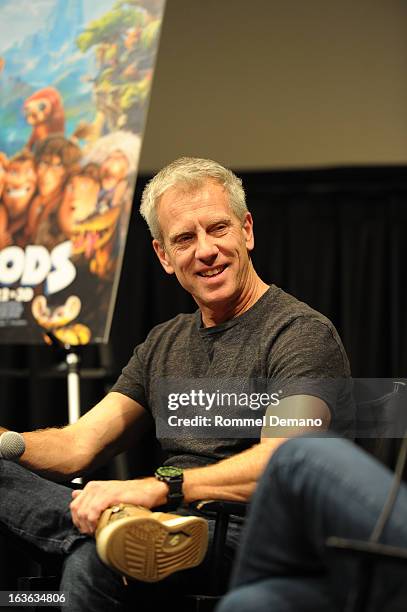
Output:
[242, 212, 254, 252]
[152, 239, 174, 274]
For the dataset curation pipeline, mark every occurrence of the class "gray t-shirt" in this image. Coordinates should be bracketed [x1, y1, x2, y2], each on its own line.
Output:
[111, 285, 353, 467]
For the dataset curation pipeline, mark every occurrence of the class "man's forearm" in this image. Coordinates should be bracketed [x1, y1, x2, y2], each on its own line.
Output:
[182, 438, 287, 503]
[0, 424, 77, 477]
[181, 397, 330, 503]
[18, 427, 86, 481]
[1, 394, 150, 481]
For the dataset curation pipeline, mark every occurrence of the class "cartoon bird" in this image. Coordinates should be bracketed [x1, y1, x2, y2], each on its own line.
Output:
[24, 87, 65, 150]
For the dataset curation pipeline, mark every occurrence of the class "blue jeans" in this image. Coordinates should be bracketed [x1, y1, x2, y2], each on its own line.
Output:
[0, 460, 240, 611]
[217, 435, 407, 612]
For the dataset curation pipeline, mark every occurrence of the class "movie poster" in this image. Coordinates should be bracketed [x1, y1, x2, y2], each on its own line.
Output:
[0, 0, 165, 344]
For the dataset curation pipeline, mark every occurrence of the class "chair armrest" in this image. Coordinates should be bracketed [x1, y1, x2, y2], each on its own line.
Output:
[326, 536, 407, 567]
[187, 500, 248, 595]
[189, 499, 247, 518]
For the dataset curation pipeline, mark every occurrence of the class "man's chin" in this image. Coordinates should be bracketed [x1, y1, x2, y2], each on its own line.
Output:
[194, 285, 239, 310]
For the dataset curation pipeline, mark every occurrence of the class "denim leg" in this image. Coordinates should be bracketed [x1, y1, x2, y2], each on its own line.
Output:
[0, 461, 125, 611]
[228, 435, 407, 611]
[0, 459, 241, 611]
[217, 577, 332, 612]
[61, 514, 241, 612]
[0, 460, 85, 555]
[60, 539, 127, 612]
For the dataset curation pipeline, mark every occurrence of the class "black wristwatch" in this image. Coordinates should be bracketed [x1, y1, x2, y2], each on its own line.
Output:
[155, 466, 184, 511]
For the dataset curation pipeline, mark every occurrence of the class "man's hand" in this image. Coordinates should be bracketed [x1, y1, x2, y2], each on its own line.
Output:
[70, 478, 168, 535]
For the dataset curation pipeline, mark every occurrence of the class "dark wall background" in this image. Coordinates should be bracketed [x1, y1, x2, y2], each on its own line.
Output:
[1, 166, 407, 585]
[115, 165, 407, 378]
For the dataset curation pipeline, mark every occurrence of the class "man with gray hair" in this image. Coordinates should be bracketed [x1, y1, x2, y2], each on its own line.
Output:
[0, 157, 352, 611]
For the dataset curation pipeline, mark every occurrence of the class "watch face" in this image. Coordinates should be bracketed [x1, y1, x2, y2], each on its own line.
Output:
[156, 466, 183, 478]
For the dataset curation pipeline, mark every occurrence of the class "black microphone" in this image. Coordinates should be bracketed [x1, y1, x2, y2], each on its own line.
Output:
[0, 431, 26, 460]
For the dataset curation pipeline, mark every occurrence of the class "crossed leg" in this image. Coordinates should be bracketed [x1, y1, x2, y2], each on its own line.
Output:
[0, 460, 239, 611]
[217, 435, 407, 612]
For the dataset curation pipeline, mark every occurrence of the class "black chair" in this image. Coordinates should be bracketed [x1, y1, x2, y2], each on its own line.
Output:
[16, 499, 246, 612]
[18, 380, 407, 611]
[191, 380, 407, 611]
[184, 500, 247, 610]
[327, 380, 407, 612]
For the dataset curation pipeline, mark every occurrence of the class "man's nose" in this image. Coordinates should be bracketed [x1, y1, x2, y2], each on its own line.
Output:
[195, 233, 219, 262]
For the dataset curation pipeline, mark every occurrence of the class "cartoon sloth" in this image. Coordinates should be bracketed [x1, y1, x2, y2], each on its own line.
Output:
[24, 87, 65, 150]
[31, 295, 91, 346]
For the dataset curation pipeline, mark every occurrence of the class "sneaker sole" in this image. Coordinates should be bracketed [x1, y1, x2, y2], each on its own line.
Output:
[96, 515, 208, 583]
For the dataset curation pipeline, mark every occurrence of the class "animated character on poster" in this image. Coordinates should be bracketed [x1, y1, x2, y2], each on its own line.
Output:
[0, 0, 165, 344]
[31, 294, 91, 346]
[0, 152, 36, 248]
[69, 131, 140, 279]
[24, 87, 65, 150]
[25, 136, 81, 249]
[58, 164, 101, 242]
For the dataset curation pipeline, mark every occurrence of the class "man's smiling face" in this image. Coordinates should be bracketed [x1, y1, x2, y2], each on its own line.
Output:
[153, 179, 254, 313]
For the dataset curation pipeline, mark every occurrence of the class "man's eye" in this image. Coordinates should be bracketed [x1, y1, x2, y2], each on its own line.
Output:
[177, 235, 193, 243]
[212, 224, 227, 233]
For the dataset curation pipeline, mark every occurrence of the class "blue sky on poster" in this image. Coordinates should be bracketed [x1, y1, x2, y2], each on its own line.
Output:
[0, 0, 115, 53]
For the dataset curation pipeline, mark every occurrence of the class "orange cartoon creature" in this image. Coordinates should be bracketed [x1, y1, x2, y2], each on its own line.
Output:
[31, 294, 91, 346]
[57, 164, 101, 241]
[2, 151, 37, 247]
[72, 132, 140, 279]
[24, 87, 65, 151]
[58, 162, 119, 277]
[1, 152, 38, 248]
[57, 162, 119, 279]
[69, 204, 121, 279]
[25, 136, 81, 248]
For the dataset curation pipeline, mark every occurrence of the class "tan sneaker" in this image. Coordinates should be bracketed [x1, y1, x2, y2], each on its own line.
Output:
[96, 504, 208, 583]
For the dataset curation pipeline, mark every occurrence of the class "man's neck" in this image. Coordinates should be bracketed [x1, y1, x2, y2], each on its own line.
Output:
[200, 271, 270, 328]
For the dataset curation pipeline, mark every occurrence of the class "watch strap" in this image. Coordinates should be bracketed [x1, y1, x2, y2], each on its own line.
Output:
[155, 470, 184, 511]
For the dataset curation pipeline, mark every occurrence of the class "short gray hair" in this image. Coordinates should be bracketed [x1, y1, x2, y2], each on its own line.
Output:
[140, 157, 247, 241]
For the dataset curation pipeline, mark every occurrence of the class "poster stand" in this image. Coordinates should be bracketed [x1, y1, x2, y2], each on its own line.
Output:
[44, 332, 81, 425]
[65, 351, 81, 427]
[40, 332, 129, 484]
[44, 332, 82, 484]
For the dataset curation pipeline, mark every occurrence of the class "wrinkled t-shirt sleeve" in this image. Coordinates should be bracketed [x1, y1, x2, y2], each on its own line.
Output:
[268, 316, 351, 416]
[110, 343, 148, 408]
